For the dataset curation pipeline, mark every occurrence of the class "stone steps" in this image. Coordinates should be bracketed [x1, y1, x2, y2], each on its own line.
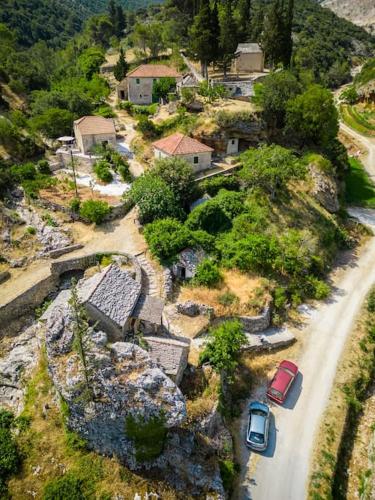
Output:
[137, 254, 161, 297]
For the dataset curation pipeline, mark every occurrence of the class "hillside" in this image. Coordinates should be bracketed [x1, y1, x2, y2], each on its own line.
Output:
[320, 0, 375, 35]
[66, 0, 162, 16]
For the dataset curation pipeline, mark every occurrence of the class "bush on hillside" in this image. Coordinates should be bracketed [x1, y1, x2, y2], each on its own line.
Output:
[186, 200, 231, 234]
[199, 175, 241, 197]
[93, 160, 113, 183]
[79, 200, 111, 225]
[144, 218, 192, 261]
[43, 473, 85, 500]
[192, 259, 222, 288]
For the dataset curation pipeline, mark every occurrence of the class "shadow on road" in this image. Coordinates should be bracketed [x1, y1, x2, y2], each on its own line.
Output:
[283, 371, 303, 410]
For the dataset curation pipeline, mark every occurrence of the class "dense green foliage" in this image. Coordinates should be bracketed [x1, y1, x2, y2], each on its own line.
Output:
[192, 259, 222, 288]
[79, 199, 111, 224]
[345, 158, 375, 209]
[354, 58, 375, 86]
[125, 414, 167, 462]
[199, 320, 247, 379]
[43, 473, 85, 500]
[239, 145, 305, 198]
[152, 157, 196, 209]
[0, 409, 21, 496]
[93, 160, 113, 183]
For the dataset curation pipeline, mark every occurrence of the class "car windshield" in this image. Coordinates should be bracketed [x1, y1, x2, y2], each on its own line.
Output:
[249, 432, 264, 444]
[269, 388, 283, 399]
[282, 367, 295, 377]
[252, 409, 266, 417]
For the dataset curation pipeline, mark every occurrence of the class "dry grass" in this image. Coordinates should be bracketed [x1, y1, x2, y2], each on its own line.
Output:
[178, 270, 270, 317]
[308, 302, 373, 499]
[8, 351, 185, 499]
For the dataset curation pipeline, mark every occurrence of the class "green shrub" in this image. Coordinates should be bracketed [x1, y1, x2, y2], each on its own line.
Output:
[95, 106, 116, 118]
[0, 428, 20, 482]
[215, 189, 245, 219]
[144, 218, 192, 261]
[22, 175, 57, 199]
[42, 213, 58, 227]
[193, 259, 222, 288]
[218, 291, 238, 307]
[273, 287, 288, 312]
[37, 159, 51, 175]
[219, 460, 239, 495]
[94, 160, 113, 184]
[118, 163, 130, 182]
[186, 200, 231, 234]
[79, 200, 111, 225]
[10, 162, 37, 182]
[118, 100, 133, 113]
[0, 409, 14, 430]
[125, 414, 167, 462]
[367, 287, 375, 313]
[307, 276, 330, 300]
[69, 197, 81, 213]
[200, 175, 241, 196]
[26, 226, 36, 235]
[43, 473, 85, 500]
[136, 116, 160, 138]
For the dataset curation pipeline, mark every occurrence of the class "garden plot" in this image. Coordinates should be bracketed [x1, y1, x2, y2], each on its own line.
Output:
[61, 169, 131, 197]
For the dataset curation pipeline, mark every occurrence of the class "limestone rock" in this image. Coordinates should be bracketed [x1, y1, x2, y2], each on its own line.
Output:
[44, 293, 223, 496]
[310, 164, 340, 213]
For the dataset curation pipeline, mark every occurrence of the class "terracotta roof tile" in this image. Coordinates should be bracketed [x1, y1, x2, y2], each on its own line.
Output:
[74, 116, 116, 136]
[127, 64, 181, 78]
[152, 133, 213, 155]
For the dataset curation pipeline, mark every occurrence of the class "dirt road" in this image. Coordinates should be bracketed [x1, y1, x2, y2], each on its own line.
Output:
[340, 122, 375, 177]
[235, 207, 375, 500]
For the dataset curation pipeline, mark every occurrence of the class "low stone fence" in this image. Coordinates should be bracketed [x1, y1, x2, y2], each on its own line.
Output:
[0, 274, 59, 336]
[50, 254, 98, 277]
[213, 303, 272, 334]
[48, 244, 84, 259]
[37, 198, 127, 223]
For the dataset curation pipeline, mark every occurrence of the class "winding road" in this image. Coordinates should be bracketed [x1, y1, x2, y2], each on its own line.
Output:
[236, 122, 375, 500]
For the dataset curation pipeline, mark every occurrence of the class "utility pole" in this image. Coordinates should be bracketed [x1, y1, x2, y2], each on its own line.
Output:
[70, 147, 79, 199]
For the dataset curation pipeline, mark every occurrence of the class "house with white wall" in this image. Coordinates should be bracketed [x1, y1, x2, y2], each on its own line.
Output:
[124, 64, 182, 105]
[233, 43, 264, 73]
[73, 116, 117, 155]
[152, 132, 213, 173]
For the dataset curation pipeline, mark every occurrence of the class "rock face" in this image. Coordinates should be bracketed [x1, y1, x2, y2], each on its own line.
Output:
[309, 164, 340, 213]
[44, 293, 223, 496]
[0, 324, 40, 413]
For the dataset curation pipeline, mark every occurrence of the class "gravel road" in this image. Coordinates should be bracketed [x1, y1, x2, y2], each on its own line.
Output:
[235, 123, 375, 500]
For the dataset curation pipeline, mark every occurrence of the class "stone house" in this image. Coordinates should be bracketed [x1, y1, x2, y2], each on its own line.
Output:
[121, 64, 182, 105]
[172, 248, 207, 280]
[79, 264, 164, 341]
[74, 116, 117, 155]
[176, 73, 199, 94]
[152, 132, 214, 173]
[233, 43, 264, 73]
[145, 336, 190, 385]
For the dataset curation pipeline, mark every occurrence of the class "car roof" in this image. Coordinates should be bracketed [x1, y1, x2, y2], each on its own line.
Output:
[249, 401, 269, 413]
[250, 414, 266, 435]
[271, 366, 294, 392]
[280, 360, 298, 373]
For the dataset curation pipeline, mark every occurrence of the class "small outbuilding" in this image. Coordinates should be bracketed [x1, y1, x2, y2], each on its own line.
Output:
[172, 247, 207, 280]
[152, 132, 213, 173]
[233, 43, 264, 73]
[145, 336, 190, 385]
[73, 116, 117, 155]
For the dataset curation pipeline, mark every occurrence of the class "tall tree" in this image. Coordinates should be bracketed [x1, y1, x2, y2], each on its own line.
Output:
[114, 47, 128, 81]
[189, 0, 216, 79]
[249, 0, 264, 41]
[115, 4, 126, 38]
[219, 0, 238, 78]
[281, 0, 294, 68]
[261, 0, 284, 68]
[237, 0, 252, 41]
[108, 0, 117, 28]
[210, 0, 221, 66]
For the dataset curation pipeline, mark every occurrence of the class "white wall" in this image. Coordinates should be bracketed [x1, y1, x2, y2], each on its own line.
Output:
[227, 138, 239, 154]
[153, 148, 212, 173]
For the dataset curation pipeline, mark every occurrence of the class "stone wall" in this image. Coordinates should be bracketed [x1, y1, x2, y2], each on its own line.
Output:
[215, 304, 272, 333]
[0, 274, 59, 337]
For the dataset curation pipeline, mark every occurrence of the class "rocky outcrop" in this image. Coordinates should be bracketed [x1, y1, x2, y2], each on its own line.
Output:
[309, 164, 340, 213]
[177, 301, 214, 318]
[44, 292, 223, 496]
[0, 324, 40, 413]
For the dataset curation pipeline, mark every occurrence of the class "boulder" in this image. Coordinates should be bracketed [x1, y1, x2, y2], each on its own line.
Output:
[44, 290, 223, 496]
[309, 164, 340, 213]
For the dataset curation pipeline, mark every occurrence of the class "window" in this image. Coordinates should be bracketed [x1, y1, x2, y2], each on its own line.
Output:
[136, 78, 140, 84]
[193, 156, 199, 164]
[231, 139, 236, 145]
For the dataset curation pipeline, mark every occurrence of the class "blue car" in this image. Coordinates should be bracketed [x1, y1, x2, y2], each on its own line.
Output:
[246, 401, 270, 451]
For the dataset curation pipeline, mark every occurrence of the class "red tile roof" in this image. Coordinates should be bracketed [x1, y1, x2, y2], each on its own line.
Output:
[127, 64, 181, 79]
[74, 116, 116, 136]
[152, 133, 213, 156]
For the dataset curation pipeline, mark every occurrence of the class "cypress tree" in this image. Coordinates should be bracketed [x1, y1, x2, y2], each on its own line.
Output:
[115, 5, 126, 38]
[211, 0, 221, 65]
[261, 0, 284, 68]
[237, 0, 252, 42]
[281, 0, 294, 67]
[249, 0, 264, 42]
[189, 0, 216, 79]
[114, 47, 128, 81]
[219, 0, 238, 77]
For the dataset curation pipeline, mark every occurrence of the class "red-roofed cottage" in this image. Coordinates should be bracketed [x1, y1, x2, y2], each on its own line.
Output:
[122, 64, 182, 105]
[152, 132, 213, 173]
[73, 116, 116, 155]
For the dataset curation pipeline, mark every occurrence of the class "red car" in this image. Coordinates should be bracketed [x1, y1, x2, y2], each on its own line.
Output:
[266, 360, 299, 404]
